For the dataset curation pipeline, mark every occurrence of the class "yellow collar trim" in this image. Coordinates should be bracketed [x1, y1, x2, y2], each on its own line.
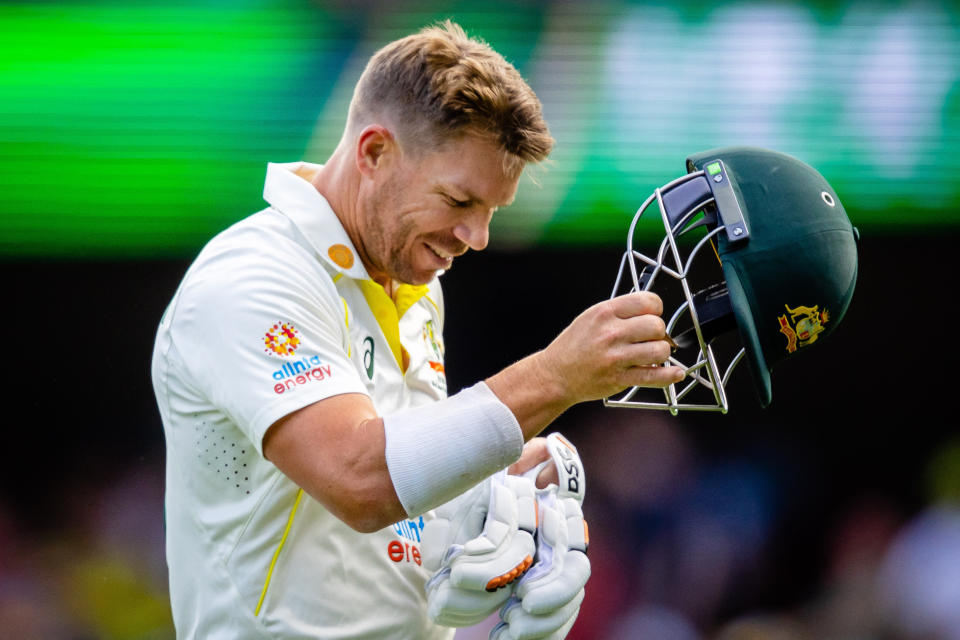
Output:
[356, 281, 430, 372]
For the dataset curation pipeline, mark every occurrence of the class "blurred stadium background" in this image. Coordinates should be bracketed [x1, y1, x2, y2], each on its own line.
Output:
[2, 1, 959, 638]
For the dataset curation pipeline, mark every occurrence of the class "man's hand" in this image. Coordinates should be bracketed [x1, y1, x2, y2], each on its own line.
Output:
[541, 292, 682, 400]
[422, 470, 538, 627]
[487, 292, 684, 439]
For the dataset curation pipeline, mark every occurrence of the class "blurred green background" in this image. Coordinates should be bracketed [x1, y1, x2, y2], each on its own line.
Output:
[3, 0, 959, 258]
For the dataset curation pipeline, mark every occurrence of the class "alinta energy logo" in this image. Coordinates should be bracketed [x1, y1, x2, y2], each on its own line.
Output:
[262, 321, 334, 394]
[264, 321, 301, 357]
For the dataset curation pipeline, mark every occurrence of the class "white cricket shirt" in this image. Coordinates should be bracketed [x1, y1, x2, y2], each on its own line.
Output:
[151, 162, 454, 639]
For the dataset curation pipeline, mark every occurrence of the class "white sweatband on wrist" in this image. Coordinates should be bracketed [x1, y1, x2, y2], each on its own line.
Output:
[384, 382, 524, 517]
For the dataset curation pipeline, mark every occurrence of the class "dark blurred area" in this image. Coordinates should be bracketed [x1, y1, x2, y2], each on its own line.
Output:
[2, 230, 958, 638]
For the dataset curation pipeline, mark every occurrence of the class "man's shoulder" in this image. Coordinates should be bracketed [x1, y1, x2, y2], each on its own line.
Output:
[176, 208, 340, 310]
[201, 207, 295, 257]
[193, 208, 330, 277]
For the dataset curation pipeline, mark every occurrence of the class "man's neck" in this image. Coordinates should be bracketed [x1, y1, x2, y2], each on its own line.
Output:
[309, 147, 387, 285]
[310, 146, 357, 237]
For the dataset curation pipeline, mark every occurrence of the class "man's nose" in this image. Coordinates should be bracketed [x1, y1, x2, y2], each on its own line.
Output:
[452, 212, 491, 252]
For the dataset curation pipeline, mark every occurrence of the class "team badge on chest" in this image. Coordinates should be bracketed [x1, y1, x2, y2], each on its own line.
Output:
[422, 320, 446, 391]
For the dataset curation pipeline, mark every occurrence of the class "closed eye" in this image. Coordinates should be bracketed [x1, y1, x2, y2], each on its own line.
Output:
[446, 197, 471, 208]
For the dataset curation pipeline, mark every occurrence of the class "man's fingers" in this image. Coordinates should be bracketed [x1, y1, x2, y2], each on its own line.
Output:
[624, 364, 685, 388]
[619, 338, 673, 367]
[507, 440, 559, 490]
[535, 463, 559, 489]
[609, 291, 663, 319]
[616, 313, 668, 345]
[507, 438, 550, 477]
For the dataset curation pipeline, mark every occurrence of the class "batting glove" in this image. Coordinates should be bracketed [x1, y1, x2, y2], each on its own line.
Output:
[489, 433, 590, 640]
[422, 469, 538, 627]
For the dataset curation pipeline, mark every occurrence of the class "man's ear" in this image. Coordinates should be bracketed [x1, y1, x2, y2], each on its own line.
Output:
[356, 125, 396, 178]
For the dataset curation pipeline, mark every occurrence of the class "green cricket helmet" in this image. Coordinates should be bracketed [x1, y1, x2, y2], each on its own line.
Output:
[604, 147, 859, 413]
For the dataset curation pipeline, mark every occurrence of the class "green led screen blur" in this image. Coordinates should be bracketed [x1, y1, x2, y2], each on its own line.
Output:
[2, 1, 959, 257]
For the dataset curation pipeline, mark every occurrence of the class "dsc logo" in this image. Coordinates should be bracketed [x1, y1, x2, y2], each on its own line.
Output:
[549, 434, 584, 500]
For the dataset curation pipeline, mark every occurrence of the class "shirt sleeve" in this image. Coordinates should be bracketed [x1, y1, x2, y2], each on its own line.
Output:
[165, 240, 368, 455]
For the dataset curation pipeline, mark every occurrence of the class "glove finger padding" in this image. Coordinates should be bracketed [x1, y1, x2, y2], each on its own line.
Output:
[516, 493, 590, 614]
[489, 590, 584, 640]
[422, 481, 487, 573]
[425, 580, 509, 627]
[422, 470, 538, 627]
[451, 475, 537, 592]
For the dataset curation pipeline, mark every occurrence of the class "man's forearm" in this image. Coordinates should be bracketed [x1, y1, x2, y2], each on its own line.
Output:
[485, 350, 573, 442]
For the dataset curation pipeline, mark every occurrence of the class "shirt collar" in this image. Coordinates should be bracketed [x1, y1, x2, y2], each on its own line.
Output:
[262, 162, 370, 280]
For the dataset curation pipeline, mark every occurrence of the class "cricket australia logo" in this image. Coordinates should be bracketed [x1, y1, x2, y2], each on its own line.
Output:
[778, 304, 829, 353]
[422, 319, 446, 392]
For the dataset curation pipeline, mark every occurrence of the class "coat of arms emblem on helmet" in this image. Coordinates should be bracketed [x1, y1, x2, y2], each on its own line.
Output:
[778, 304, 829, 354]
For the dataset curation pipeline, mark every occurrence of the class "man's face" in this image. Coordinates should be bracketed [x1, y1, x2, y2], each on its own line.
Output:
[358, 133, 520, 285]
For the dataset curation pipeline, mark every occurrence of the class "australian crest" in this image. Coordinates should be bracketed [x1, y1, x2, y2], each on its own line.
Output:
[778, 304, 829, 353]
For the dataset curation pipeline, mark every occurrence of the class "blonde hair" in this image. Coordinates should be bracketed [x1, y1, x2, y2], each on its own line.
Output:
[348, 20, 553, 176]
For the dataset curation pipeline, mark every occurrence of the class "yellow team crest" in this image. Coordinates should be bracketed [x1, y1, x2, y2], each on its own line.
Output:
[422, 319, 446, 392]
[422, 319, 445, 370]
[778, 304, 829, 353]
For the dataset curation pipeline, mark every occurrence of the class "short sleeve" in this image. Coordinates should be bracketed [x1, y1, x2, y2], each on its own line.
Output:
[164, 239, 368, 454]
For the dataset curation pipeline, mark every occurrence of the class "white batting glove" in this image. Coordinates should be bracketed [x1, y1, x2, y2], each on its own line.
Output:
[489, 433, 590, 640]
[422, 469, 538, 627]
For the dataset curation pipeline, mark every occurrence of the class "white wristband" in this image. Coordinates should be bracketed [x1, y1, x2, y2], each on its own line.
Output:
[384, 382, 524, 517]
